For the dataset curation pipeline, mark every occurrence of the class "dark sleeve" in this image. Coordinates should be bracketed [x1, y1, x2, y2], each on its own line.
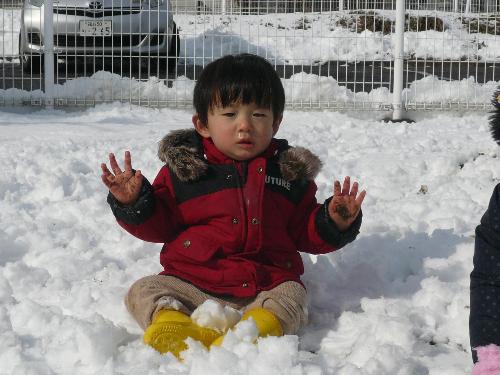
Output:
[107, 177, 155, 225]
[314, 197, 362, 248]
[470, 184, 500, 362]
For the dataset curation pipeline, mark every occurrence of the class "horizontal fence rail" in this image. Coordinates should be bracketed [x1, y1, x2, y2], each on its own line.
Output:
[0, 0, 499, 113]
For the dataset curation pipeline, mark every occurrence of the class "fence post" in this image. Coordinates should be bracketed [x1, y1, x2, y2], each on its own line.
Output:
[392, 0, 405, 121]
[43, 0, 54, 108]
[465, 0, 471, 13]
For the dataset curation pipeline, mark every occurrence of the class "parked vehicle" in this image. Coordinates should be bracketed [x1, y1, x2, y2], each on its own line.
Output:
[19, 0, 180, 74]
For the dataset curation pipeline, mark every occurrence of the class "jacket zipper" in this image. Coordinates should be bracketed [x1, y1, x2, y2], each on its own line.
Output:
[233, 161, 248, 250]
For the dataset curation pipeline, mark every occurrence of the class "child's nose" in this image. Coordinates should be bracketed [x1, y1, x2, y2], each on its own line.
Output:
[237, 116, 252, 130]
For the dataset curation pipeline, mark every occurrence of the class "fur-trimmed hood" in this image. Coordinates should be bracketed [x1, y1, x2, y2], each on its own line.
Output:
[490, 89, 500, 145]
[157, 129, 322, 182]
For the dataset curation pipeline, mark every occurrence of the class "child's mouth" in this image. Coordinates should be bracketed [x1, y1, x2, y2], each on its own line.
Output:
[237, 140, 253, 148]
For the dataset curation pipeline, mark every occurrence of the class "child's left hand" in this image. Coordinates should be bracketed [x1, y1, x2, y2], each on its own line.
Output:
[328, 176, 366, 232]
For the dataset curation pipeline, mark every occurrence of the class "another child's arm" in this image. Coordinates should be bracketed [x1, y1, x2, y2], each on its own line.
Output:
[101, 151, 180, 243]
[470, 184, 500, 362]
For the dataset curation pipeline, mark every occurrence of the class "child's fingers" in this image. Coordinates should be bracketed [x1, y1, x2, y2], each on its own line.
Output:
[109, 153, 122, 175]
[355, 190, 366, 206]
[124, 151, 133, 173]
[130, 171, 143, 192]
[342, 176, 350, 195]
[134, 170, 143, 184]
[101, 174, 113, 189]
[333, 180, 341, 196]
[101, 163, 115, 184]
[350, 181, 359, 197]
[101, 162, 112, 176]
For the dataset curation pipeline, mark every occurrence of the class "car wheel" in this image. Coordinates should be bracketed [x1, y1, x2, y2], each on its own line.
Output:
[19, 32, 42, 73]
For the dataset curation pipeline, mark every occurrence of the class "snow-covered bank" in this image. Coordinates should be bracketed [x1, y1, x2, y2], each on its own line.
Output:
[177, 10, 500, 64]
[1, 70, 497, 109]
[0, 105, 492, 374]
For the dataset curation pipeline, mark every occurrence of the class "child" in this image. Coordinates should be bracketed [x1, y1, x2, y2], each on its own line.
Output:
[470, 89, 500, 370]
[101, 53, 366, 357]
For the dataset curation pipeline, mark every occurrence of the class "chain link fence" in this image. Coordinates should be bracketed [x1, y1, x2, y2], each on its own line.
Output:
[1, 0, 499, 114]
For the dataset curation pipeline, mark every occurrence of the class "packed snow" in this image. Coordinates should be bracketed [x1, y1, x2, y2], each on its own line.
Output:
[0, 3, 498, 374]
[0, 104, 494, 374]
[176, 11, 500, 64]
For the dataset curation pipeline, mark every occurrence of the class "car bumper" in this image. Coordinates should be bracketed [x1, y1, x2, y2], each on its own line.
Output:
[23, 5, 173, 55]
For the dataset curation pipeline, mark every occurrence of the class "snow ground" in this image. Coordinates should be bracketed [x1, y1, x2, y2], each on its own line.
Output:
[0, 2, 498, 373]
[0, 105, 494, 374]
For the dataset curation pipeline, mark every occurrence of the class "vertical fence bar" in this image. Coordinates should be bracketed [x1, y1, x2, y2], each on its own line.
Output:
[2, 0, 496, 110]
[465, 0, 471, 14]
[43, 0, 54, 107]
[391, 0, 404, 120]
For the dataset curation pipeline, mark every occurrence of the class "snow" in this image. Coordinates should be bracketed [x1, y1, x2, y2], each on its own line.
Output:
[0, 3, 497, 373]
[191, 300, 242, 333]
[177, 11, 500, 64]
[0, 103, 492, 374]
[1, 69, 497, 109]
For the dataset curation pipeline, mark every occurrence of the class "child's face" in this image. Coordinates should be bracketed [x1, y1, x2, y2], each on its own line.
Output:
[193, 101, 282, 161]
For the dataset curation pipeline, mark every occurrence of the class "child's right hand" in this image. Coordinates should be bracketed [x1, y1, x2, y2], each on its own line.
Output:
[101, 151, 143, 206]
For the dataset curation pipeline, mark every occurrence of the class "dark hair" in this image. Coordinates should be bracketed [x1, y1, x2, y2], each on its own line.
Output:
[193, 54, 285, 125]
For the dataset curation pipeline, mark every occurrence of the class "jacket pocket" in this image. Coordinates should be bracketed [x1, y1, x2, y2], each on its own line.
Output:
[260, 248, 302, 273]
[167, 233, 222, 263]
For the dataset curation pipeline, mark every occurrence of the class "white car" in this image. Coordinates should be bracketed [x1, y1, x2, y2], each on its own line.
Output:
[19, 0, 180, 73]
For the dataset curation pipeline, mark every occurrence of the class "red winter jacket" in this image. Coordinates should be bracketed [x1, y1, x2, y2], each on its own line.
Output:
[108, 129, 362, 297]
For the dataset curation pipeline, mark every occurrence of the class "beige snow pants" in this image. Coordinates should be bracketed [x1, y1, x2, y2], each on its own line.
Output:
[125, 275, 308, 335]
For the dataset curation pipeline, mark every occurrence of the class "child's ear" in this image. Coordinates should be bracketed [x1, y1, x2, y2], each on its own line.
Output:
[192, 114, 211, 138]
[272, 115, 283, 136]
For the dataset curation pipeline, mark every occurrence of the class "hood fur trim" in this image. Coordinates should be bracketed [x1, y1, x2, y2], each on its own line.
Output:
[158, 129, 322, 182]
[490, 89, 500, 145]
[158, 129, 208, 182]
[278, 146, 322, 181]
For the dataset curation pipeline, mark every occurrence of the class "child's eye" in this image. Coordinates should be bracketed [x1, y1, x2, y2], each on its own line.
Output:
[254, 113, 267, 117]
[222, 112, 235, 117]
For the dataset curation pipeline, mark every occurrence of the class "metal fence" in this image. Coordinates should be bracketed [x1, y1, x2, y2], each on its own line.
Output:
[1, 0, 499, 116]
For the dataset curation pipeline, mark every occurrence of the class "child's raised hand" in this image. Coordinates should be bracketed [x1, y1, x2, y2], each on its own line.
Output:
[328, 176, 366, 232]
[101, 151, 143, 206]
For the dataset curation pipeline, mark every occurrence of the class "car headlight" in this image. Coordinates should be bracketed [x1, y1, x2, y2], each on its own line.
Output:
[143, 0, 164, 7]
[28, 0, 44, 7]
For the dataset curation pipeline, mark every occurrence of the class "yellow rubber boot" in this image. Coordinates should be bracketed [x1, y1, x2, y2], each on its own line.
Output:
[211, 308, 283, 347]
[241, 308, 284, 337]
[143, 310, 221, 357]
